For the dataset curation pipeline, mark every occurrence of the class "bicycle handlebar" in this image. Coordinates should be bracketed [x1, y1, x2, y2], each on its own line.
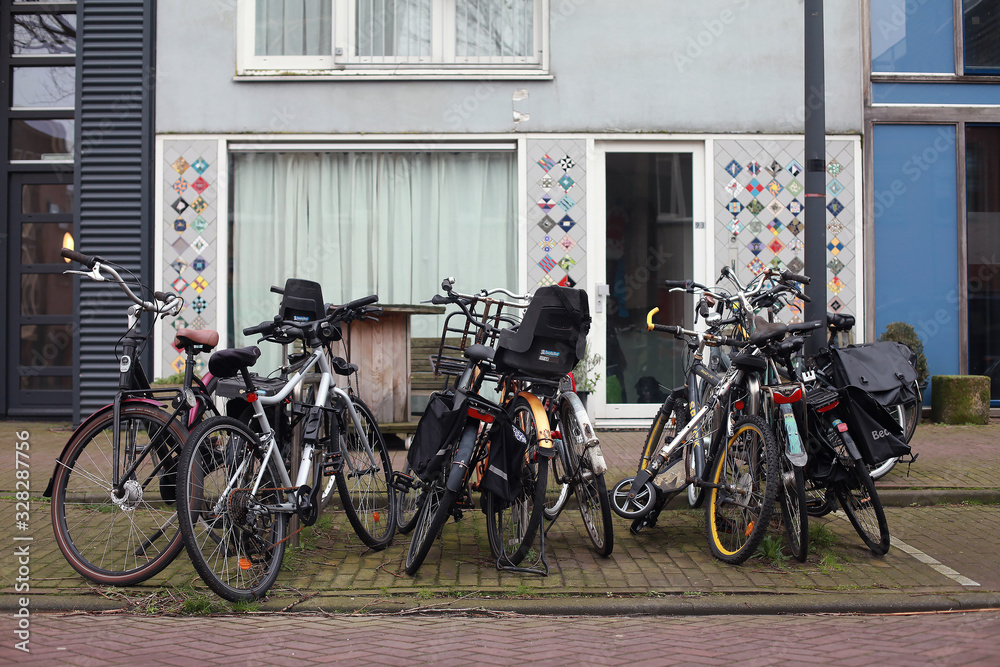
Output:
[62, 247, 181, 317]
[61, 247, 100, 269]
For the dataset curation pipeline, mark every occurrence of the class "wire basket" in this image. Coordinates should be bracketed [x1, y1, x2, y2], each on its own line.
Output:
[430, 297, 521, 390]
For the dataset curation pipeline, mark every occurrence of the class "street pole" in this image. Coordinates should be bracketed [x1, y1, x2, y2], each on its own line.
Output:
[803, 0, 826, 356]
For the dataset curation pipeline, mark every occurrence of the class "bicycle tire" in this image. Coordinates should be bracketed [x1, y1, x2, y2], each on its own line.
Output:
[705, 415, 779, 565]
[50, 403, 188, 585]
[177, 416, 287, 601]
[560, 398, 613, 557]
[778, 459, 809, 562]
[404, 481, 455, 575]
[835, 457, 891, 555]
[335, 395, 396, 549]
[484, 397, 549, 566]
[395, 461, 420, 534]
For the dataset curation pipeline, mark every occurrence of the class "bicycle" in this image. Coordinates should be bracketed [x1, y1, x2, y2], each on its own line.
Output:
[46, 247, 221, 585]
[176, 279, 395, 600]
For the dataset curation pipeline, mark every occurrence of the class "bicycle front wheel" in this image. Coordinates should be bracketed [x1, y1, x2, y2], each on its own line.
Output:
[484, 397, 549, 566]
[336, 396, 396, 549]
[836, 457, 890, 555]
[561, 397, 613, 557]
[178, 417, 287, 601]
[778, 457, 809, 562]
[50, 403, 188, 585]
[705, 416, 779, 565]
[404, 480, 455, 575]
[395, 460, 420, 534]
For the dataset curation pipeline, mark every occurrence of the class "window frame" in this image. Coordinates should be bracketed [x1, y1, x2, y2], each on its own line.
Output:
[236, 0, 550, 79]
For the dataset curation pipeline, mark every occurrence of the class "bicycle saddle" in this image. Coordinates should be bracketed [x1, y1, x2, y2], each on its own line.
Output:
[749, 317, 788, 347]
[173, 328, 220, 354]
[464, 344, 496, 363]
[208, 346, 261, 378]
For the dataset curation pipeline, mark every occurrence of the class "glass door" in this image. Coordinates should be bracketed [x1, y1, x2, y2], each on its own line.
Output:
[589, 142, 707, 422]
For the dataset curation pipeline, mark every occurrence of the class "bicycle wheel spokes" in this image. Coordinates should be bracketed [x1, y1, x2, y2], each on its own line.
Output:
[836, 460, 891, 555]
[336, 397, 395, 549]
[778, 456, 808, 562]
[560, 397, 614, 556]
[179, 418, 286, 601]
[52, 406, 186, 584]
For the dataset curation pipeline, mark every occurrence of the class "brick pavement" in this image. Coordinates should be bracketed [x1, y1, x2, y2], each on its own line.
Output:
[1, 419, 999, 611]
[3, 610, 1000, 666]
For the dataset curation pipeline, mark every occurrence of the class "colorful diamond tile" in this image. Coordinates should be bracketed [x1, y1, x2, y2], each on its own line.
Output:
[828, 276, 844, 294]
[173, 218, 186, 233]
[540, 174, 554, 191]
[747, 237, 764, 256]
[192, 276, 209, 294]
[172, 157, 189, 174]
[172, 177, 189, 195]
[557, 195, 576, 211]
[191, 235, 209, 253]
[557, 215, 576, 233]
[766, 180, 782, 197]
[538, 215, 557, 233]
[725, 218, 744, 235]
[787, 218, 803, 235]
[786, 160, 802, 177]
[190, 196, 208, 214]
[170, 316, 189, 331]
[191, 157, 209, 174]
[727, 198, 744, 216]
[170, 259, 188, 274]
[172, 276, 189, 293]
[725, 178, 741, 196]
[171, 237, 189, 254]
[787, 257, 805, 274]
[789, 297, 804, 316]
[537, 154, 556, 171]
[170, 356, 186, 374]
[537, 275, 556, 287]
[191, 177, 210, 195]
[190, 316, 208, 330]
[724, 160, 743, 178]
[767, 199, 784, 216]
[746, 218, 764, 234]
[785, 179, 803, 197]
[827, 179, 844, 197]
[558, 255, 577, 272]
[192, 358, 206, 375]
[827, 198, 844, 217]
[171, 197, 189, 214]
[768, 237, 785, 254]
[787, 198, 803, 216]
[827, 237, 844, 255]
[558, 174, 575, 191]
[768, 218, 784, 236]
[559, 235, 577, 251]
[746, 199, 764, 215]
[827, 159, 843, 176]
[191, 216, 208, 234]
[539, 237, 553, 253]
[538, 255, 557, 273]
[558, 275, 577, 288]
[769, 256, 786, 271]
[745, 178, 764, 195]
[766, 160, 783, 177]
[537, 195, 555, 212]
[558, 156, 575, 171]
[747, 257, 766, 275]
[746, 160, 761, 175]
[192, 256, 207, 273]
[191, 296, 208, 314]
[789, 237, 804, 253]
[827, 221, 845, 235]
[829, 296, 845, 313]
[827, 257, 845, 275]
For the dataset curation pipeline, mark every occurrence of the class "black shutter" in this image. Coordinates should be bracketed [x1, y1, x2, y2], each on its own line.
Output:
[74, 0, 155, 423]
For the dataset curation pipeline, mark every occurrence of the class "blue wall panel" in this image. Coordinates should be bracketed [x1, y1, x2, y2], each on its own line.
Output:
[871, 0, 954, 74]
[873, 124, 960, 393]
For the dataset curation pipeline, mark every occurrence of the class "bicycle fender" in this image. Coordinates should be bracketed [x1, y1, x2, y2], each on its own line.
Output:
[517, 391, 555, 455]
[41, 398, 167, 498]
[561, 392, 606, 474]
[446, 423, 480, 493]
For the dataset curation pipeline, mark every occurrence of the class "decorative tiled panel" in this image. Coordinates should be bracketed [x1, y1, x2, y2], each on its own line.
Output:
[714, 139, 857, 323]
[525, 139, 587, 291]
[161, 140, 220, 378]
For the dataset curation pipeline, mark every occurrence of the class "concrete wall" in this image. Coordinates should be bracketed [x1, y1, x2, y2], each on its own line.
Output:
[157, 0, 863, 135]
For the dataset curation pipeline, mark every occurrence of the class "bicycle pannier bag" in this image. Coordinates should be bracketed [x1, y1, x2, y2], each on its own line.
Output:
[407, 391, 465, 479]
[480, 416, 529, 503]
[839, 385, 910, 466]
[826, 342, 919, 407]
[494, 286, 591, 379]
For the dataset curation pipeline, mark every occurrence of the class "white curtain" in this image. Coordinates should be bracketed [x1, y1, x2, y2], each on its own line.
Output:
[256, 0, 331, 56]
[232, 150, 517, 369]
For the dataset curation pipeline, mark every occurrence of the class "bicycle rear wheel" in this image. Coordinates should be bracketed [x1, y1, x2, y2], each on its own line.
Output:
[395, 460, 420, 534]
[178, 417, 287, 601]
[561, 398, 613, 557]
[484, 397, 549, 566]
[835, 456, 890, 555]
[705, 416, 779, 565]
[542, 439, 570, 521]
[404, 480, 455, 575]
[50, 403, 188, 585]
[336, 396, 396, 549]
[778, 457, 808, 562]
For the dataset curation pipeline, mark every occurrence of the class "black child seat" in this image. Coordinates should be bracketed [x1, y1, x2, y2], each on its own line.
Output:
[494, 286, 591, 379]
[279, 278, 326, 322]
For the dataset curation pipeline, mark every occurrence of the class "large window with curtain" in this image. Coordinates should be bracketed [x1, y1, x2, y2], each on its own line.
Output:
[230, 149, 517, 368]
[237, 0, 547, 75]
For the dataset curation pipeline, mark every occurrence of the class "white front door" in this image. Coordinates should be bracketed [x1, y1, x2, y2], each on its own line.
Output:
[587, 141, 709, 425]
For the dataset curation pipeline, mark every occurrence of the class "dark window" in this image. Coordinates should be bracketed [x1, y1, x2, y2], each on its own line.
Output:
[964, 1, 1000, 73]
[9, 119, 74, 160]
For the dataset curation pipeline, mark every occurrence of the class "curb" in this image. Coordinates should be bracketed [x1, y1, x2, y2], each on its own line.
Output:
[8, 591, 1000, 617]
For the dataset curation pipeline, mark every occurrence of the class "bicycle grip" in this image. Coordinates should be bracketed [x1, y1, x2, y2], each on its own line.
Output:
[61, 247, 96, 268]
[345, 294, 379, 310]
[243, 321, 273, 336]
[798, 291, 812, 303]
[270, 285, 285, 295]
[663, 279, 691, 289]
[781, 270, 811, 285]
[646, 307, 660, 331]
[653, 324, 681, 335]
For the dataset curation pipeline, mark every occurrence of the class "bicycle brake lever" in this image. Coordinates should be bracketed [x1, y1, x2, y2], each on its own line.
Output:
[64, 266, 106, 281]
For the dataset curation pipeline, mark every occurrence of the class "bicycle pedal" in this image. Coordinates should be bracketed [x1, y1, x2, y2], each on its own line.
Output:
[391, 471, 417, 492]
[321, 451, 343, 476]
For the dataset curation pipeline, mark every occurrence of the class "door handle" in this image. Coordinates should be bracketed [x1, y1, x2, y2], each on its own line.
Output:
[595, 283, 610, 313]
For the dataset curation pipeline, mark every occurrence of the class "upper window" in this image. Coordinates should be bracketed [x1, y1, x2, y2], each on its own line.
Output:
[870, 0, 955, 74]
[237, 0, 548, 77]
[964, 1, 1000, 74]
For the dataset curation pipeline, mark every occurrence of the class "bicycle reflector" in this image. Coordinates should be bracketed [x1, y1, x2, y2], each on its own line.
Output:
[772, 387, 803, 404]
[468, 407, 494, 423]
[238, 558, 253, 570]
